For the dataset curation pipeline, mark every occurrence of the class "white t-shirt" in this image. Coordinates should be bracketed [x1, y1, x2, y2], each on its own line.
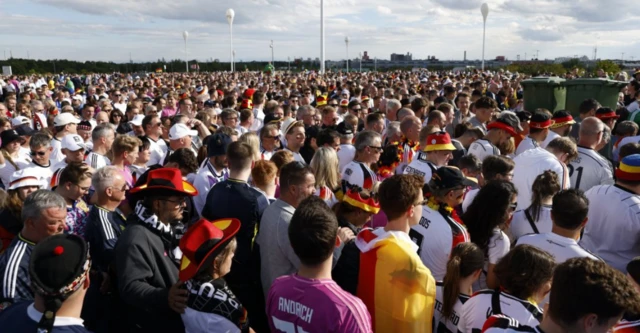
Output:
[540, 130, 560, 148]
[433, 282, 470, 333]
[473, 229, 510, 291]
[458, 290, 543, 333]
[0, 155, 30, 188]
[85, 151, 111, 170]
[284, 148, 306, 165]
[509, 206, 553, 242]
[147, 137, 168, 166]
[25, 162, 54, 189]
[467, 139, 500, 163]
[580, 184, 640, 271]
[260, 148, 276, 161]
[337, 144, 356, 173]
[410, 205, 470, 281]
[514, 136, 539, 156]
[512, 148, 569, 210]
[567, 146, 614, 192]
[341, 160, 376, 191]
[462, 188, 479, 213]
[403, 152, 438, 184]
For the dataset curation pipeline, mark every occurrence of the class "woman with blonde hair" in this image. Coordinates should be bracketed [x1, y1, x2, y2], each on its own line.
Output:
[239, 132, 261, 161]
[310, 147, 340, 207]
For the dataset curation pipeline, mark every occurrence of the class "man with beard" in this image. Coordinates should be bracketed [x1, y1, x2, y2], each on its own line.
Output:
[193, 133, 232, 215]
[542, 110, 576, 148]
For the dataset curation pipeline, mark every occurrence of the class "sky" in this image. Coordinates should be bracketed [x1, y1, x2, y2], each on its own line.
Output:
[0, 0, 638, 63]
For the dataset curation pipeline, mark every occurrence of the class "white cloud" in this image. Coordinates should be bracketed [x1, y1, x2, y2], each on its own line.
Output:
[377, 5, 392, 15]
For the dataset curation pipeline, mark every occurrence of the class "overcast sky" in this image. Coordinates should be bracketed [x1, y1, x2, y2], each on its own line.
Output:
[0, 0, 637, 63]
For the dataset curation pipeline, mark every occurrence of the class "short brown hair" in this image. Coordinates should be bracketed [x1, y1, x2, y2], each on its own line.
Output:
[240, 109, 253, 122]
[547, 136, 578, 163]
[620, 143, 640, 160]
[226, 141, 253, 171]
[59, 162, 92, 186]
[378, 174, 423, 220]
[549, 257, 640, 327]
[289, 196, 338, 266]
[251, 160, 277, 187]
[270, 150, 294, 174]
[112, 134, 142, 156]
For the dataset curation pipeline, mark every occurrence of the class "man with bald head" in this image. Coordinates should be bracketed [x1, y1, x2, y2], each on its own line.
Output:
[567, 117, 613, 192]
[426, 110, 446, 129]
[396, 108, 415, 122]
[397, 116, 422, 173]
[95, 111, 109, 125]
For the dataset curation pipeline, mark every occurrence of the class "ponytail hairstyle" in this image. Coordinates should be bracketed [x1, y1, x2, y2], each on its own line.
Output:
[442, 243, 484, 321]
[527, 170, 560, 221]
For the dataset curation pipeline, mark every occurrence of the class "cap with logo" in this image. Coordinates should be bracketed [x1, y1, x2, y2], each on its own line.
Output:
[61, 134, 86, 151]
[529, 112, 554, 129]
[0, 129, 23, 148]
[169, 123, 198, 140]
[336, 122, 354, 136]
[53, 113, 80, 127]
[129, 114, 145, 127]
[424, 132, 456, 152]
[551, 110, 576, 128]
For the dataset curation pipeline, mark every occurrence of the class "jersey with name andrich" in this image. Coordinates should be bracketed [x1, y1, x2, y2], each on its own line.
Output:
[509, 206, 553, 242]
[567, 146, 614, 192]
[433, 282, 470, 333]
[403, 152, 438, 183]
[512, 147, 569, 210]
[467, 139, 500, 163]
[341, 161, 376, 191]
[0, 235, 35, 305]
[580, 184, 640, 271]
[410, 205, 470, 281]
[85, 151, 111, 170]
[458, 290, 543, 333]
[267, 274, 372, 333]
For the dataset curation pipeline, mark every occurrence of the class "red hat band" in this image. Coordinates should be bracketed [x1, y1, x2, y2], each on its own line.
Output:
[487, 121, 517, 137]
[529, 119, 554, 129]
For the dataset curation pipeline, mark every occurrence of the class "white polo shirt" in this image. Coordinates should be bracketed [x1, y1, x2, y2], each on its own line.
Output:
[512, 147, 569, 210]
[409, 205, 470, 281]
[580, 184, 640, 271]
[514, 136, 539, 156]
[567, 146, 614, 192]
[467, 139, 500, 162]
[458, 290, 543, 333]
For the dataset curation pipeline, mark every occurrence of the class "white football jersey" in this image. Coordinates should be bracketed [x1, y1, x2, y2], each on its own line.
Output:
[540, 130, 560, 148]
[337, 144, 356, 173]
[567, 146, 614, 192]
[580, 184, 640, 271]
[147, 137, 168, 166]
[85, 151, 111, 170]
[409, 206, 470, 280]
[473, 229, 510, 291]
[433, 282, 470, 333]
[403, 152, 438, 184]
[512, 148, 569, 210]
[467, 139, 500, 163]
[514, 136, 539, 156]
[49, 137, 65, 164]
[458, 290, 543, 333]
[509, 206, 553, 242]
[462, 188, 479, 213]
[341, 160, 376, 191]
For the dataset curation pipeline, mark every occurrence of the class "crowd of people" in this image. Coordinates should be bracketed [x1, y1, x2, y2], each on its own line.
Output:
[0, 68, 639, 332]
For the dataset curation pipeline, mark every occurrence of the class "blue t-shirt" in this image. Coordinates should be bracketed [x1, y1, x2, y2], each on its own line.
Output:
[0, 301, 92, 332]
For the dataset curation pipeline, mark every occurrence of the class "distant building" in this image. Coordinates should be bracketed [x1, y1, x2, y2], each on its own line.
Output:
[363, 51, 370, 61]
[391, 52, 412, 61]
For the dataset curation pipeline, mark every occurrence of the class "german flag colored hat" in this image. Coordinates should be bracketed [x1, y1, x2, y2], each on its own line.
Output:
[316, 95, 328, 107]
[616, 154, 640, 181]
[343, 188, 380, 214]
[179, 218, 241, 281]
[551, 110, 576, 129]
[241, 99, 253, 110]
[129, 168, 197, 197]
[424, 131, 456, 152]
[595, 107, 620, 120]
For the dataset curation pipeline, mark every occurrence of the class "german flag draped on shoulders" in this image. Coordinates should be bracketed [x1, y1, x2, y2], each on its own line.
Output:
[356, 227, 436, 333]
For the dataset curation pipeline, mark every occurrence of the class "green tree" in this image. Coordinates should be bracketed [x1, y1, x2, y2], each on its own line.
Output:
[593, 60, 621, 76]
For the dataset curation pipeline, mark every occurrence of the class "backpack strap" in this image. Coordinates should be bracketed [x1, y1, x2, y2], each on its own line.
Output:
[491, 289, 502, 316]
[524, 209, 540, 234]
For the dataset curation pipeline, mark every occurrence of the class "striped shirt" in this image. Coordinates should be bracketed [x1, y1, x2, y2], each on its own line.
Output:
[84, 206, 126, 272]
[0, 234, 35, 305]
[85, 151, 111, 170]
[267, 274, 372, 333]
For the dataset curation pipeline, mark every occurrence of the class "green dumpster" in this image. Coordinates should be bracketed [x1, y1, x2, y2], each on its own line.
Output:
[563, 79, 627, 117]
[521, 77, 566, 113]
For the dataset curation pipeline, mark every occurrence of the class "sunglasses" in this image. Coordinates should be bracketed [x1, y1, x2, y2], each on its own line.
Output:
[264, 135, 280, 140]
[351, 108, 362, 111]
[509, 202, 518, 212]
[368, 145, 383, 152]
[30, 150, 46, 157]
[163, 197, 187, 205]
[329, 103, 339, 107]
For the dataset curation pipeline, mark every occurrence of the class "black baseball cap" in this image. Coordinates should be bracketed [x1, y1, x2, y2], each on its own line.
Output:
[0, 129, 24, 148]
[206, 133, 233, 157]
[15, 124, 36, 137]
[429, 166, 475, 190]
[264, 113, 283, 125]
[336, 122, 353, 136]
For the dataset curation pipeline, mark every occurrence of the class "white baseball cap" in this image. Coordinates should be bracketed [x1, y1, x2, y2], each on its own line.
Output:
[129, 114, 145, 127]
[61, 134, 86, 151]
[8, 168, 43, 190]
[11, 116, 31, 128]
[53, 113, 80, 127]
[169, 123, 198, 140]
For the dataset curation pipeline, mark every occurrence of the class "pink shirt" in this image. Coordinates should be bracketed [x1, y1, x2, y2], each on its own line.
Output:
[162, 107, 177, 117]
[267, 274, 372, 333]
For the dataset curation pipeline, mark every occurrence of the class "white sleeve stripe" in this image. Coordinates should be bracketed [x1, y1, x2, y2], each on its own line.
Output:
[3, 242, 26, 298]
[99, 210, 115, 240]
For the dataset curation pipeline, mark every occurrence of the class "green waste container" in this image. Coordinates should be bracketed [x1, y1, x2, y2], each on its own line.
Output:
[521, 77, 566, 113]
[563, 79, 627, 117]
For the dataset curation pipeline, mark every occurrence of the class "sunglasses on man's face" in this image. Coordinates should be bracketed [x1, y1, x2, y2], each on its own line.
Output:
[30, 150, 46, 157]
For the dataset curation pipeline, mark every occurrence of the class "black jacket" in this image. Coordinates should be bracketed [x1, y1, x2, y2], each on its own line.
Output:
[114, 214, 184, 333]
[331, 217, 361, 296]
